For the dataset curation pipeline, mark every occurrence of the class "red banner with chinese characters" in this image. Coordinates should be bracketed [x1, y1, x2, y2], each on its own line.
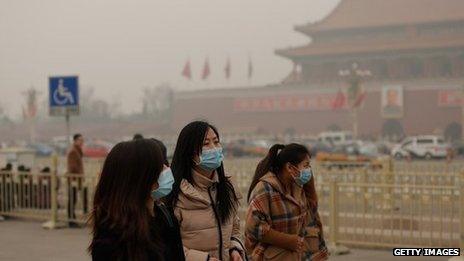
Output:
[233, 92, 349, 112]
[438, 90, 462, 107]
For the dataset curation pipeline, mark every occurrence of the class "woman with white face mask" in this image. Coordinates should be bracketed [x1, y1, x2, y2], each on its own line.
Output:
[245, 144, 328, 261]
[168, 121, 246, 261]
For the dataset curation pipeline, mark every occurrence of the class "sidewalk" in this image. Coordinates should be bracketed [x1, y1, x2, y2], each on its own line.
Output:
[0, 219, 451, 261]
[0, 219, 89, 261]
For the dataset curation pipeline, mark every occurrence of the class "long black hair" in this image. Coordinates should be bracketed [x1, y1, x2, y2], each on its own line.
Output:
[89, 139, 164, 261]
[247, 143, 311, 201]
[168, 121, 238, 224]
[151, 138, 169, 166]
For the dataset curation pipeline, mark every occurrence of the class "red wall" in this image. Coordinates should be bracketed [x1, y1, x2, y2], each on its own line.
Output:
[172, 88, 461, 137]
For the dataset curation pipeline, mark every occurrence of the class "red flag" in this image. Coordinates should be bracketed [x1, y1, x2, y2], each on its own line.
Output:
[248, 57, 253, 79]
[182, 59, 191, 80]
[332, 89, 346, 110]
[353, 91, 366, 108]
[202, 58, 210, 80]
[224, 58, 231, 79]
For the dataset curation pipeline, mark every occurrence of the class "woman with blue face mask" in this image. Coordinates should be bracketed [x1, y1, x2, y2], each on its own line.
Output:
[150, 138, 185, 261]
[168, 121, 246, 261]
[245, 143, 328, 261]
[89, 139, 185, 261]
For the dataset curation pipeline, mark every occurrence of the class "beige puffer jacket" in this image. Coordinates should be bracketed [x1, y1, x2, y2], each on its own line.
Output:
[174, 170, 245, 261]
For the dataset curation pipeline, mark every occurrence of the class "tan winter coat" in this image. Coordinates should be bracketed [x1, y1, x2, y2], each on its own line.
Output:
[174, 170, 245, 261]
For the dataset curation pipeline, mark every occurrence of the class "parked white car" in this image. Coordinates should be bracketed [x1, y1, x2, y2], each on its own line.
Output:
[391, 136, 450, 159]
[318, 131, 353, 146]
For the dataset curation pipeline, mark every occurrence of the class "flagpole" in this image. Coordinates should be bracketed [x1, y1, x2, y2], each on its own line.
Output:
[247, 54, 253, 87]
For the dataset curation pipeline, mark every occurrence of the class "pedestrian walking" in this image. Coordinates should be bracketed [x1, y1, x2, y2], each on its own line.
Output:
[245, 144, 328, 261]
[89, 139, 184, 261]
[169, 121, 246, 261]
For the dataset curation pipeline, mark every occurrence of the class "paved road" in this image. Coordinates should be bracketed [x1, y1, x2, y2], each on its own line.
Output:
[0, 218, 454, 261]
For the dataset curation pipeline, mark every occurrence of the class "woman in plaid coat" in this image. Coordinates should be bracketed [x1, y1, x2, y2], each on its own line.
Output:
[245, 144, 328, 261]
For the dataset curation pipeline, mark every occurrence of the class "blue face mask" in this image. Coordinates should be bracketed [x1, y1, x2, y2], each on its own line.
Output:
[198, 147, 224, 171]
[151, 168, 174, 200]
[294, 168, 312, 186]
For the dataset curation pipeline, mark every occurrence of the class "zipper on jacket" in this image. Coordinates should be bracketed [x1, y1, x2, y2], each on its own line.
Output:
[208, 185, 223, 261]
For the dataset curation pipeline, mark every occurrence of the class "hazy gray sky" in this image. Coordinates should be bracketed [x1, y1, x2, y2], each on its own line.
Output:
[0, 0, 339, 118]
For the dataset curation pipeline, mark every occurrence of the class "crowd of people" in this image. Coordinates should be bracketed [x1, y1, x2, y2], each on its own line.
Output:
[78, 120, 328, 261]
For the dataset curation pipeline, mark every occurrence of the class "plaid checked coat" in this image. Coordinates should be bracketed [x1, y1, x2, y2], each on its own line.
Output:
[245, 172, 328, 261]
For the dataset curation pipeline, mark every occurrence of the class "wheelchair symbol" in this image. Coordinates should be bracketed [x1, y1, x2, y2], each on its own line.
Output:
[53, 79, 75, 105]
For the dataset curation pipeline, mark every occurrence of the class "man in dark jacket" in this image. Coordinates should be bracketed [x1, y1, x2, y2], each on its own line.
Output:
[67, 133, 87, 227]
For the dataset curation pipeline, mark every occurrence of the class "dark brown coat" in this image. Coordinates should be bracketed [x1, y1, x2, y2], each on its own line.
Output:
[67, 145, 83, 174]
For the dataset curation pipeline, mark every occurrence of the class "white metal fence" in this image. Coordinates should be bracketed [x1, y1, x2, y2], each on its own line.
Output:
[0, 157, 462, 252]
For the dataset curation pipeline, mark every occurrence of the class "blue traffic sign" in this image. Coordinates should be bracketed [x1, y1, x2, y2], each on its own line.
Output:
[49, 76, 79, 116]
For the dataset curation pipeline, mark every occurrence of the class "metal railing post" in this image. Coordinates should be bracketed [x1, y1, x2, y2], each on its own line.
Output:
[329, 179, 339, 245]
[327, 179, 349, 255]
[362, 166, 368, 214]
[0, 171, 5, 221]
[460, 171, 464, 255]
[42, 154, 59, 229]
[382, 158, 394, 211]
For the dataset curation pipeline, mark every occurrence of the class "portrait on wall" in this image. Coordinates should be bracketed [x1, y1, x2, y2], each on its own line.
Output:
[382, 85, 403, 118]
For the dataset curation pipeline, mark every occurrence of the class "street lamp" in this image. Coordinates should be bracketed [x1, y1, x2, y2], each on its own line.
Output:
[21, 88, 41, 143]
[338, 62, 371, 138]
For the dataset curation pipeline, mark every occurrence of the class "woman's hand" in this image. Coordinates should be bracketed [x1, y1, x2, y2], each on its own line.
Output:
[294, 237, 305, 253]
[230, 250, 243, 261]
[209, 257, 220, 261]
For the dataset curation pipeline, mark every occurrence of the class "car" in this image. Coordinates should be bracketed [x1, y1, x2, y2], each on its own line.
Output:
[358, 141, 385, 158]
[450, 140, 464, 158]
[307, 141, 334, 157]
[316, 141, 386, 169]
[317, 131, 353, 146]
[391, 136, 450, 160]
[224, 139, 274, 157]
[375, 141, 395, 155]
[223, 140, 246, 157]
[82, 141, 113, 158]
[248, 139, 273, 155]
[27, 143, 55, 157]
[51, 136, 73, 155]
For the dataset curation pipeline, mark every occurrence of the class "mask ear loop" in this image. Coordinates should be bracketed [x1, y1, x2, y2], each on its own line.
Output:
[192, 154, 200, 166]
[289, 163, 301, 178]
[193, 159, 200, 166]
[193, 148, 203, 166]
